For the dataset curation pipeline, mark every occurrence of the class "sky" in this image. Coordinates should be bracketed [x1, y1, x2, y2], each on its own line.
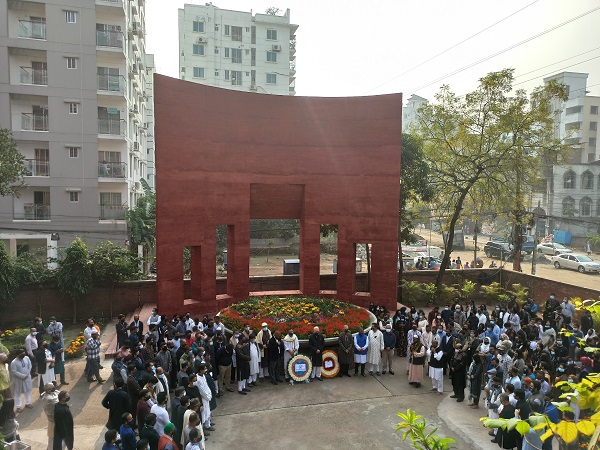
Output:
[145, 0, 600, 102]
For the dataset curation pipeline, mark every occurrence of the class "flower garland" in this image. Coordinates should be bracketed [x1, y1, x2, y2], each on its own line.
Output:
[219, 296, 371, 339]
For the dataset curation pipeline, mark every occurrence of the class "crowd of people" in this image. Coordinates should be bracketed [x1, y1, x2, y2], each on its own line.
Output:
[0, 294, 598, 450]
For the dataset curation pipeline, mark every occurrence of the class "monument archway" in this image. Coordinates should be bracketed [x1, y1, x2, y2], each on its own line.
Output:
[154, 75, 402, 314]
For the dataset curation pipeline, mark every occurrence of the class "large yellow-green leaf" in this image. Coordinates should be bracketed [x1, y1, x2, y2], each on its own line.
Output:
[576, 420, 596, 436]
[540, 429, 554, 442]
[591, 411, 600, 426]
[516, 421, 531, 435]
[506, 418, 519, 431]
[556, 421, 578, 444]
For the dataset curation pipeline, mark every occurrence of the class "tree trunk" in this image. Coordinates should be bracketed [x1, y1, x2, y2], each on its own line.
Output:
[73, 297, 77, 324]
[436, 189, 470, 290]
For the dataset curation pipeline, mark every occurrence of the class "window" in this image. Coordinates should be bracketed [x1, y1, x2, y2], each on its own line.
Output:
[590, 137, 597, 147]
[251, 26, 256, 44]
[192, 20, 204, 32]
[214, 25, 219, 31]
[266, 51, 277, 62]
[193, 67, 204, 78]
[192, 44, 205, 55]
[592, 106, 598, 115]
[266, 73, 276, 84]
[66, 57, 78, 69]
[251, 48, 256, 66]
[215, 70, 219, 76]
[68, 147, 79, 158]
[68, 102, 79, 114]
[65, 11, 77, 23]
[267, 29, 277, 40]
[588, 153, 596, 163]
[224, 48, 230, 58]
[581, 197, 592, 216]
[232, 48, 242, 64]
[245, 27, 250, 32]
[582, 171, 594, 189]
[224, 70, 229, 80]
[591, 122, 598, 131]
[224, 25, 230, 35]
[214, 47, 219, 54]
[563, 170, 576, 189]
[231, 26, 242, 41]
[231, 71, 242, 86]
[69, 191, 79, 202]
[562, 196, 575, 216]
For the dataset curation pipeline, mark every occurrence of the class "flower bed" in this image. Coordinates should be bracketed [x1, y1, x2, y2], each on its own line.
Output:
[65, 332, 86, 359]
[0, 328, 28, 358]
[219, 296, 371, 339]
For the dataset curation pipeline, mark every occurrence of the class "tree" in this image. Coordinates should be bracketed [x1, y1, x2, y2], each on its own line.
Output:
[91, 241, 140, 318]
[127, 179, 156, 273]
[265, 6, 281, 15]
[397, 409, 456, 449]
[57, 237, 93, 323]
[417, 69, 568, 290]
[0, 128, 26, 197]
[0, 241, 19, 308]
[13, 251, 57, 317]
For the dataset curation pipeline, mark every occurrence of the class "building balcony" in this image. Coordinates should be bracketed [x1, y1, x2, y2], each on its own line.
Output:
[21, 113, 48, 131]
[24, 159, 49, 177]
[98, 162, 127, 179]
[97, 74, 125, 93]
[20, 67, 48, 86]
[100, 204, 127, 220]
[15, 204, 51, 220]
[18, 20, 46, 40]
[98, 118, 125, 136]
[96, 0, 123, 6]
[96, 30, 124, 50]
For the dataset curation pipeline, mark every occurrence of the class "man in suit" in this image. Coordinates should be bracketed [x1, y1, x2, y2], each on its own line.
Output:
[130, 315, 144, 343]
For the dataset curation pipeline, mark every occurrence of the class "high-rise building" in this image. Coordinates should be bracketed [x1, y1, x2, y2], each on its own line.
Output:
[544, 72, 599, 163]
[402, 94, 428, 133]
[0, 0, 154, 262]
[178, 4, 298, 96]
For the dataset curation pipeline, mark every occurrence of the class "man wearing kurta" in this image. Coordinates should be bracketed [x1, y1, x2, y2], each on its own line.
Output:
[338, 325, 354, 378]
[256, 323, 271, 381]
[408, 340, 426, 388]
[248, 334, 261, 385]
[428, 340, 445, 394]
[10, 349, 33, 412]
[367, 323, 384, 375]
[283, 330, 299, 384]
[42, 382, 59, 450]
[194, 364, 214, 433]
[309, 327, 325, 381]
[354, 329, 369, 376]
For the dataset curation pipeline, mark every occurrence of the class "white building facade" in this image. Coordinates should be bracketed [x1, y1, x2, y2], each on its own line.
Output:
[178, 4, 298, 95]
[0, 0, 155, 260]
[402, 94, 428, 133]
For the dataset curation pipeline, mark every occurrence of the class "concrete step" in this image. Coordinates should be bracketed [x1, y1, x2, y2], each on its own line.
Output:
[104, 305, 142, 359]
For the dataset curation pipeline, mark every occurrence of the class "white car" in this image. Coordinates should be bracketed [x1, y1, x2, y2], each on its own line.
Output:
[537, 242, 573, 256]
[552, 253, 600, 273]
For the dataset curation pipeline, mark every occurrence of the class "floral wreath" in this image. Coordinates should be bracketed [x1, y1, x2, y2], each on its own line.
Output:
[321, 350, 340, 379]
[288, 354, 313, 382]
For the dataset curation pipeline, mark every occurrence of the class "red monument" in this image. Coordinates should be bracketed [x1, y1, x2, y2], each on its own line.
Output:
[154, 75, 402, 314]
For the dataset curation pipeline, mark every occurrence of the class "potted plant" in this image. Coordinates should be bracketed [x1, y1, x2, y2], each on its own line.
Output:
[506, 283, 529, 305]
[401, 280, 422, 305]
[481, 282, 502, 307]
[422, 282, 438, 307]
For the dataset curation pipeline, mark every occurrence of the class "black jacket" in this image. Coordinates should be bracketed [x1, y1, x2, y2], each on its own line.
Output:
[140, 423, 160, 450]
[101, 388, 130, 430]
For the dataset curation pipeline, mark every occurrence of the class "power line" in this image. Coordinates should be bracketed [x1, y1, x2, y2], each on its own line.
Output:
[406, 6, 600, 94]
[513, 55, 600, 86]
[362, 0, 541, 94]
[513, 47, 600, 80]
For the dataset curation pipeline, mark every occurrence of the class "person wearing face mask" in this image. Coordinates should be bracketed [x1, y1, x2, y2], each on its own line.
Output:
[367, 323, 384, 376]
[235, 336, 251, 394]
[147, 308, 161, 328]
[256, 322, 272, 381]
[309, 327, 325, 381]
[560, 297, 576, 328]
[242, 324, 252, 341]
[36, 340, 55, 395]
[53, 391, 74, 450]
[119, 412, 137, 450]
[248, 333, 261, 386]
[47, 317, 64, 350]
[11, 349, 33, 412]
[285, 329, 300, 383]
[381, 324, 396, 375]
[25, 327, 39, 378]
[228, 330, 239, 385]
[553, 338, 569, 365]
[42, 382, 59, 449]
[354, 328, 369, 376]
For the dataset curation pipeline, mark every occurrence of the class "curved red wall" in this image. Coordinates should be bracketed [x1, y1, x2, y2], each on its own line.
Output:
[154, 75, 402, 314]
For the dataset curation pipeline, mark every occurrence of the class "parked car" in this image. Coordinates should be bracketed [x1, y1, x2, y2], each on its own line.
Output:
[551, 253, 600, 273]
[536, 242, 573, 256]
[483, 241, 524, 261]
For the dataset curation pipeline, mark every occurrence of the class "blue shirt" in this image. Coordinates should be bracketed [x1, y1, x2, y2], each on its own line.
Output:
[120, 424, 136, 450]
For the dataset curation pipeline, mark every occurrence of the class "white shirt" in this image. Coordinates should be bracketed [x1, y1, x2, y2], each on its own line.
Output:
[151, 403, 170, 436]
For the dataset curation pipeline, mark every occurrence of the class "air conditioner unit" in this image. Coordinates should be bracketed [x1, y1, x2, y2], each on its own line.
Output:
[197, 37, 207, 44]
[272, 45, 282, 52]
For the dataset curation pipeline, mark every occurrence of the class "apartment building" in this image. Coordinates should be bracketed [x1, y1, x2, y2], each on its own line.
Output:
[178, 3, 298, 95]
[402, 94, 428, 133]
[0, 0, 154, 262]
